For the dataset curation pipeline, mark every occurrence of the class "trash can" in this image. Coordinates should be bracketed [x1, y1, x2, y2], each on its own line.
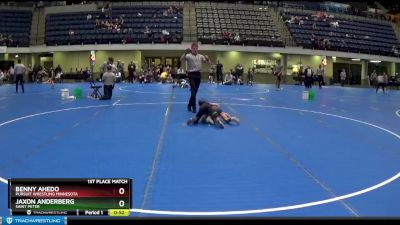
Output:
[61, 89, 69, 100]
[302, 91, 309, 100]
[308, 90, 316, 100]
[74, 88, 83, 99]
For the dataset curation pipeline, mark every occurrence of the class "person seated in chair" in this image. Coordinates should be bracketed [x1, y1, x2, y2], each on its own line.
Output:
[144, 26, 153, 39]
[173, 78, 189, 88]
[187, 99, 240, 129]
[166, 74, 173, 83]
[223, 71, 234, 85]
[55, 71, 63, 83]
[393, 72, 400, 89]
[160, 69, 168, 83]
[138, 69, 146, 83]
[115, 71, 121, 83]
[236, 77, 244, 85]
[177, 66, 186, 79]
[100, 65, 116, 100]
[145, 69, 153, 83]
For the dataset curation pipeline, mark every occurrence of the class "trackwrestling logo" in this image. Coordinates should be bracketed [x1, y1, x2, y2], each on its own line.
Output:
[3, 217, 64, 224]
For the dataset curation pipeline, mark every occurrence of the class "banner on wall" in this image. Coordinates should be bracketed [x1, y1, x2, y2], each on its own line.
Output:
[252, 59, 276, 73]
[0, 46, 6, 53]
[90, 50, 95, 66]
[321, 56, 327, 66]
[90, 50, 95, 61]
[252, 59, 276, 67]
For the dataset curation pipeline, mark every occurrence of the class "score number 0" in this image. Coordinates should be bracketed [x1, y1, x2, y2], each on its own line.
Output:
[118, 188, 125, 208]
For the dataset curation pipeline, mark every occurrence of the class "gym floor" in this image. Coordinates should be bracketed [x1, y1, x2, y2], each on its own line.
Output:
[0, 82, 399, 217]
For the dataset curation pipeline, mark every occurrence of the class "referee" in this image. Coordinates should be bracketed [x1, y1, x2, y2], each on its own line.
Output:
[14, 59, 26, 93]
[180, 43, 210, 113]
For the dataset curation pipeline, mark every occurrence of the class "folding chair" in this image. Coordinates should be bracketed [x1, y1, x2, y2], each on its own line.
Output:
[89, 78, 103, 99]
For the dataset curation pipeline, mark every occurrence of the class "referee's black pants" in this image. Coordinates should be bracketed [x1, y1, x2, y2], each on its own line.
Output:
[376, 83, 385, 93]
[217, 71, 223, 84]
[16, 74, 24, 93]
[101, 85, 113, 100]
[188, 72, 201, 110]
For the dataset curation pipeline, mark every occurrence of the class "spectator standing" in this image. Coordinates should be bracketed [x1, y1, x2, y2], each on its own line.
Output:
[273, 60, 283, 90]
[376, 73, 386, 93]
[0, 70, 4, 86]
[316, 65, 325, 88]
[117, 60, 124, 81]
[235, 64, 244, 85]
[216, 60, 223, 85]
[208, 64, 215, 83]
[370, 69, 377, 87]
[14, 60, 26, 93]
[101, 65, 116, 100]
[340, 68, 346, 87]
[247, 67, 255, 86]
[304, 66, 313, 89]
[128, 61, 136, 83]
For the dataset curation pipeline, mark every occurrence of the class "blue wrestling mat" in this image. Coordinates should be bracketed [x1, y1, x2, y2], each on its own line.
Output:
[0, 82, 399, 217]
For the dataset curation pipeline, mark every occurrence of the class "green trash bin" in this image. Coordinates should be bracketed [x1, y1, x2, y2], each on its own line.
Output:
[74, 87, 83, 99]
[308, 90, 316, 100]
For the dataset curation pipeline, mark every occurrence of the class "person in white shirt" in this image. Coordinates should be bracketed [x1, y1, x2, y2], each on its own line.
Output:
[376, 73, 386, 93]
[14, 60, 26, 93]
[330, 21, 339, 28]
[208, 64, 215, 83]
[234, 32, 240, 42]
[8, 66, 14, 83]
[273, 60, 283, 90]
[177, 66, 185, 79]
[285, 16, 295, 24]
[382, 72, 388, 85]
[304, 66, 313, 89]
[370, 69, 377, 87]
[180, 42, 210, 113]
[0, 70, 4, 86]
[315, 65, 325, 88]
[340, 68, 346, 87]
[223, 71, 234, 85]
